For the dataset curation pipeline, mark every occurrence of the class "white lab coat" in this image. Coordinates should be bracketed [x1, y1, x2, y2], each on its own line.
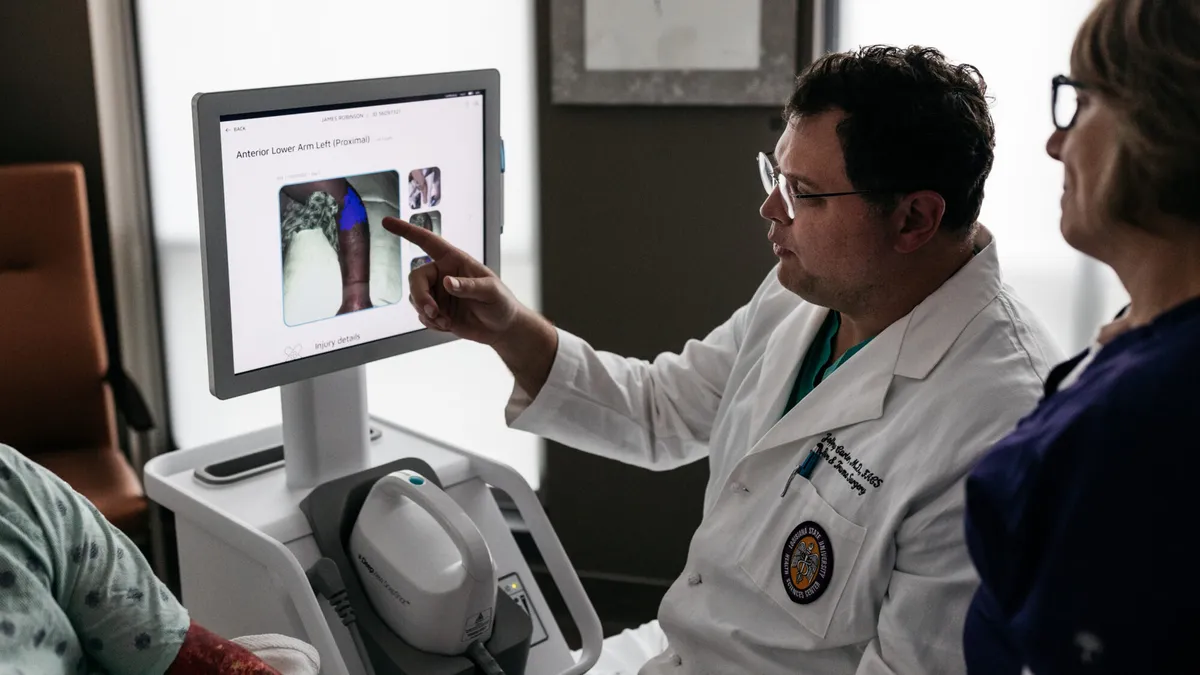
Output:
[507, 236, 1062, 675]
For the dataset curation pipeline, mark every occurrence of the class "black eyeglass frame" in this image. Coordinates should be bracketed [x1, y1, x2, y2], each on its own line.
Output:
[757, 151, 886, 219]
[1052, 74, 1087, 131]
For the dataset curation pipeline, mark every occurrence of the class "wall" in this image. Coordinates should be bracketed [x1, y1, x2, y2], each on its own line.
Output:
[838, 0, 1128, 351]
[534, 1, 816, 629]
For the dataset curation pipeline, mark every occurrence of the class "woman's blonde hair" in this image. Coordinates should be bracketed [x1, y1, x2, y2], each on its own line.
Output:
[1071, 0, 1200, 226]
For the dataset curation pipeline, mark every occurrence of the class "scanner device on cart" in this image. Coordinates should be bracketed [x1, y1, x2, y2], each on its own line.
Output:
[145, 69, 603, 675]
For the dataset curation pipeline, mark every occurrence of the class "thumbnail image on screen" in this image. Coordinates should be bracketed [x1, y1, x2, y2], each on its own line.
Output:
[408, 166, 441, 210]
[279, 169, 404, 326]
[410, 210, 441, 236]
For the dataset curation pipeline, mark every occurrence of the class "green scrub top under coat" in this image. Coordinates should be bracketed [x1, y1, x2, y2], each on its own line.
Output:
[783, 310, 874, 417]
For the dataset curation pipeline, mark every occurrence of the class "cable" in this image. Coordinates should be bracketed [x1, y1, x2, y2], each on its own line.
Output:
[465, 640, 507, 675]
[306, 558, 377, 675]
[309, 558, 505, 675]
[349, 628, 376, 675]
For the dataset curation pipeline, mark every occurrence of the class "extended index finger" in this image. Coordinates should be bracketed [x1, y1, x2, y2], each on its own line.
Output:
[382, 216, 457, 259]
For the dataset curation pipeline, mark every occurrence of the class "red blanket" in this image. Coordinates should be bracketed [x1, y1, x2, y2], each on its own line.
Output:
[166, 621, 282, 674]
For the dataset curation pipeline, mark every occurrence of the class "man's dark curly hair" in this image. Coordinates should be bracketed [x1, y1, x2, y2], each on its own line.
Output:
[786, 45, 995, 235]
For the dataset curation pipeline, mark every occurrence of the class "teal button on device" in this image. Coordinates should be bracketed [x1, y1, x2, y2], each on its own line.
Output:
[408, 475, 425, 486]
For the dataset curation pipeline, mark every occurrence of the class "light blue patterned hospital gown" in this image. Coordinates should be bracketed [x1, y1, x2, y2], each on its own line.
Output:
[0, 443, 189, 675]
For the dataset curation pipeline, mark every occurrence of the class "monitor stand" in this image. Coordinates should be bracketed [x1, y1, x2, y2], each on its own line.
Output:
[280, 365, 370, 488]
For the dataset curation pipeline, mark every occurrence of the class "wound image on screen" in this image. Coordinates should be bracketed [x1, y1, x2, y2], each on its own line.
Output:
[408, 166, 441, 210]
[410, 210, 441, 236]
[279, 170, 403, 326]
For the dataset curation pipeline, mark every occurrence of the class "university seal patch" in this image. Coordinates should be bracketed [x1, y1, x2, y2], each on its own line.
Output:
[780, 521, 833, 604]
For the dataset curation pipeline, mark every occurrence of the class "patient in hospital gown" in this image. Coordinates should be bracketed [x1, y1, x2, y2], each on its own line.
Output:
[0, 443, 291, 674]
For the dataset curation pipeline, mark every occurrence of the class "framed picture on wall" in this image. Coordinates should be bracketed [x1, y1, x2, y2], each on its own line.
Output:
[551, 0, 804, 106]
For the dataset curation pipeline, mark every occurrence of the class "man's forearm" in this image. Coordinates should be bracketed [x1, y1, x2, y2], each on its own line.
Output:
[493, 310, 559, 398]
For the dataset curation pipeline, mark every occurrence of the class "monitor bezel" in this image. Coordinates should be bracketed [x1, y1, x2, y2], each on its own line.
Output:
[193, 69, 500, 399]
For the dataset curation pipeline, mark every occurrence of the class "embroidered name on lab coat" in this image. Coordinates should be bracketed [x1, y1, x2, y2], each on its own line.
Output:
[813, 433, 884, 496]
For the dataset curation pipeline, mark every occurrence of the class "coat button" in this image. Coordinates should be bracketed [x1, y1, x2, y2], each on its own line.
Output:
[671, 653, 683, 667]
[687, 572, 702, 585]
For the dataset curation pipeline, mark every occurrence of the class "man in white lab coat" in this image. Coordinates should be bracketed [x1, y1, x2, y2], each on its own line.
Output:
[387, 45, 1061, 675]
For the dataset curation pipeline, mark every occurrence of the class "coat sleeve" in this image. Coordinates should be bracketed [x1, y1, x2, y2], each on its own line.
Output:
[853, 474, 976, 675]
[506, 304, 749, 471]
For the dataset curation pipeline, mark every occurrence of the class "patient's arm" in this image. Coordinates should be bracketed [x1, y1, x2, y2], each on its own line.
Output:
[409, 169, 428, 204]
[334, 184, 372, 313]
[0, 443, 283, 675]
[282, 179, 372, 314]
[167, 622, 281, 674]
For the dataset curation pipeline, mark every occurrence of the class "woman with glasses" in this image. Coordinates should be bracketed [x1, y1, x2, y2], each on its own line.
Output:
[963, 1, 1200, 673]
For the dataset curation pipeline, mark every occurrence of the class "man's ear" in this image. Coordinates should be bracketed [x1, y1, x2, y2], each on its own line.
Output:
[893, 190, 947, 253]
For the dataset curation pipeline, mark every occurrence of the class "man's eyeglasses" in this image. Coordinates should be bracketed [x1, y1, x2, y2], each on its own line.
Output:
[756, 151, 875, 219]
[1052, 75, 1086, 131]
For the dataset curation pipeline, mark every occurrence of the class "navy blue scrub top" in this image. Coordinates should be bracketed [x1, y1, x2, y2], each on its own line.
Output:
[963, 296, 1200, 674]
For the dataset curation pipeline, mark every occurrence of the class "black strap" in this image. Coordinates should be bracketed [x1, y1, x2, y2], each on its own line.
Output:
[102, 327, 155, 433]
[104, 366, 154, 432]
[1042, 351, 1089, 399]
[1043, 304, 1132, 398]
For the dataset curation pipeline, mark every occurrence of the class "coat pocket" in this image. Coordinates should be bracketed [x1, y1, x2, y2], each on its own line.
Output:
[737, 480, 867, 639]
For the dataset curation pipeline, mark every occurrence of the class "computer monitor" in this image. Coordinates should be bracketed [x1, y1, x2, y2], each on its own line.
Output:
[193, 70, 501, 401]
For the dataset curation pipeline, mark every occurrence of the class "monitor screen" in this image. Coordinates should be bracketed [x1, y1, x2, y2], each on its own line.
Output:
[216, 91, 485, 375]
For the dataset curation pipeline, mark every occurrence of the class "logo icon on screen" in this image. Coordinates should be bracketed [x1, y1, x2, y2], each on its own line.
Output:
[284, 344, 303, 360]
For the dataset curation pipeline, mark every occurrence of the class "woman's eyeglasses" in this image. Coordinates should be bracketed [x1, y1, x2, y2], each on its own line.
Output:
[756, 152, 876, 219]
[1052, 75, 1086, 130]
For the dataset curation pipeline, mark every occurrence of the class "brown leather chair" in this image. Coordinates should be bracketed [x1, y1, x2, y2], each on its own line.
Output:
[0, 162, 149, 536]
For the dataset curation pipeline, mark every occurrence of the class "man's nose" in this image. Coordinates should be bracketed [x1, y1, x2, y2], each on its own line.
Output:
[760, 186, 789, 223]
